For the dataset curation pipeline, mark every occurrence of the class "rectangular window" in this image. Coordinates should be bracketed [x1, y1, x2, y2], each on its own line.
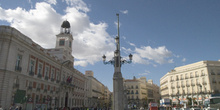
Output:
[185, 73, 188, 79]
[201, 70, 204, 76]
[45, 66, 49, 76]
[56, 72, 59, 81]
[69, 41, 72, 48]
[59, 39, 65, 46]
[51, 69, 54, 79]
[29, 60, 35, 75]
[190, 72, 193, 78]
[15, 55, 22, 71]
[38, 63, 42, 75]
[44, 85, 47, 90]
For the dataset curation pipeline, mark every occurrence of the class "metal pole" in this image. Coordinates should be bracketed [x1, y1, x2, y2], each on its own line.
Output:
[113, 13, 124, 110]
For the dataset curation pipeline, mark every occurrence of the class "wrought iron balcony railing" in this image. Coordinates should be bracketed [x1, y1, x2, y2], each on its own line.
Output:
[15, 66, 22, 72]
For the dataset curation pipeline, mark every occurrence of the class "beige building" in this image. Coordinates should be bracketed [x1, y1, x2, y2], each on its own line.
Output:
[124, 76, 160, 109]
[85, 71, 111, 109]
[0, 22, 87, 109]
[160, 60, 220, 106]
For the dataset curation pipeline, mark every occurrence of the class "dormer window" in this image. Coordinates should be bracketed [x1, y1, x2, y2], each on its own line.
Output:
[59, 39, 65, 46]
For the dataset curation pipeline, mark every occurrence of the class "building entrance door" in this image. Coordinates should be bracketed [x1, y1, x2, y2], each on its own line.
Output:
[65, 92, 68, 107]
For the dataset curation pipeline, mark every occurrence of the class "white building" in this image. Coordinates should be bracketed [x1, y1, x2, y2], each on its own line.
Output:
[0, 21, 87, 109]
[124, 76, 160, 109]
[160, 60, 220, 106]
[85, 71, 111, 109]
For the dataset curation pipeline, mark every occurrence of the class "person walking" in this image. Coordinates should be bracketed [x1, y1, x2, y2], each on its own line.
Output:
[0, 105, 4, 110]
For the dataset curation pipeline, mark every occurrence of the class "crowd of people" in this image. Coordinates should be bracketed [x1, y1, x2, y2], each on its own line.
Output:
[0, 106, 109, 110]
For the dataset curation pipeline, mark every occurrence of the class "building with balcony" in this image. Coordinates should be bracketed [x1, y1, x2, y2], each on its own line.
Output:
[0, 22, 87, 109]
[124, 77, 160, 109]
[160, 60, 220, 106]
[85, 71, 111, 109]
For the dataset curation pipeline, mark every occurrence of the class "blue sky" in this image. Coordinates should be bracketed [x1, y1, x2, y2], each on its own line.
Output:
[1, 0, 220, 91]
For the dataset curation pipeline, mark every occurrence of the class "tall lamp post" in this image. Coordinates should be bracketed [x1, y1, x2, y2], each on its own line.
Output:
[102, 13, 132, 110]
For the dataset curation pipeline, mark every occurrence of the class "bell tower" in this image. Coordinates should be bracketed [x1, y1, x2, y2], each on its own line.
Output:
[56, 20, 73, 53]
[54, 20, 74, 64]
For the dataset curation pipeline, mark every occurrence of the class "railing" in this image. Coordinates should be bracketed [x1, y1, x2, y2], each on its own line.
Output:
[51, 78, 54, 82]
[161, 94, 169, 97]
[37, 74, 42, 78]
[211, 72, 215, 75]
[44, 89, 47, 93]
[191, 83, 195, 86]
[56, 80, 60, 83]
[160, 87, 168, 91]
[15, 66, 22, 72]
[29, 71, 34, 76]
[56, 90, 59, 94]
[13, 83, 19, 89]
[212, 81, 216, 84]
[45, 76, 48, 80]
[36, 88, 40, 92]
[28, 86, 32, 90]
[201, 74, 205, 76]
[161, 81, 168, 85]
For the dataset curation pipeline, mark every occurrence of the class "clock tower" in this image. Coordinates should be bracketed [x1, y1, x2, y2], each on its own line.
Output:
[53, 20, 74, 65]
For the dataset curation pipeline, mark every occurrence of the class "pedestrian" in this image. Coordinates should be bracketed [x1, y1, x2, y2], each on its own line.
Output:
[0, 105, 3, 110]
[18, 106, 22, 110]
[9, 105, 14, 110]
[15, 106, 19, 110]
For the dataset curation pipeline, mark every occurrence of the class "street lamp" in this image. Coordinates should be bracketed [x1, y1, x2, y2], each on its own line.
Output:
[199, 84, 204, 106]
[102, 13, 132, 110]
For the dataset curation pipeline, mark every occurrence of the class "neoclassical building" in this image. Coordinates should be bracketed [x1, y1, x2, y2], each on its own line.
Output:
[160, 60, 220, 106]
[124, 77, 160, 109]
[0, 21, 87, 109]
[85, 71, 111, 109]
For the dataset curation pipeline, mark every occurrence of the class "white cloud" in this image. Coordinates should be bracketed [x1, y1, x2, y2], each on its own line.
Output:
[64, 0, 89, 12]
[0, 0, 177, 67]
[45, 0, 57, 5]
[120, 10, 128, 14]
[132, 54, 150, 65]
[122, 36, 126, 40]
[138, 70, 150, 76]
[128, 42, 136, 47]
[134, 46, 173, 64]
[168, 59, 174, 63]
[182, 58, 186, 62]
[0, 1, 115, 67]
[114, 21, 121, 29]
